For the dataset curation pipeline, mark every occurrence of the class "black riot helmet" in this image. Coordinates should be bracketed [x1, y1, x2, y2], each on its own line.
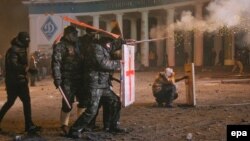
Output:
[64, 25, 77, 36]
[63, 25, 78, 43]
[86, 28, 97, 34]
[17, 32, 30, 47]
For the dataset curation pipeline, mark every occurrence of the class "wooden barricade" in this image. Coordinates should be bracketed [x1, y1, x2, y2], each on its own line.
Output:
[184, 63, 196, 106]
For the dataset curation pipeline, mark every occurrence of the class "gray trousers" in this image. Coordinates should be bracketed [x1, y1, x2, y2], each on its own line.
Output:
[71, 87, 121, 130]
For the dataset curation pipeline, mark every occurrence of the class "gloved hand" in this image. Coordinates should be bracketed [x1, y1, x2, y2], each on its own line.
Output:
[121, 39, 127, 44]
[54, 79, 62, 88]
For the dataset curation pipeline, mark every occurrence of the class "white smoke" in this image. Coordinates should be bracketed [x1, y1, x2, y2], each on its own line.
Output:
[150, 0, 250, 45]
[175, 0, 250, 32]
[174, 11, 207, 32]
[206, 0, 249, 28]
[206, 0, 250, 46]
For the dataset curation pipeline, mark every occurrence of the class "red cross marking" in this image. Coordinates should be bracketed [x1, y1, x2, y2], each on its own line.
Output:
[125, 49, 134, 101]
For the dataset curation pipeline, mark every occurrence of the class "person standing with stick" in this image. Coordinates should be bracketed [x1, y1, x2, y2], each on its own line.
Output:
[51, 26, 87, 135]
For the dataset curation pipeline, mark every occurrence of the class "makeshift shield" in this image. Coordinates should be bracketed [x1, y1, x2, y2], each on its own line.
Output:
[120, 44, 135, 107]
[184, 63, 196, 106]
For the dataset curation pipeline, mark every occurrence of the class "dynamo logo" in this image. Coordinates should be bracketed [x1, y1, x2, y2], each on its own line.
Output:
[41, 17, 58, 41]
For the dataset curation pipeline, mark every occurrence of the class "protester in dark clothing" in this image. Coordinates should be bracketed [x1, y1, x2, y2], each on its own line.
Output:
[0, 32, 41, 133]
[152, 68, 187, 108]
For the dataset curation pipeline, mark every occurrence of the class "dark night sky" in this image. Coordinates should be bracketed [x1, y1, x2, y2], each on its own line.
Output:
[0, 0, 29, 54]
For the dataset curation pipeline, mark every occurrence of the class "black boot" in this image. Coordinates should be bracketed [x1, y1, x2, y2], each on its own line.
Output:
[68, 127, 83, 139]
[109, 125, 127, 133]
[87, 118, 100, 131]
[25, 124, 41, 134]
[61, 125, 69, 136]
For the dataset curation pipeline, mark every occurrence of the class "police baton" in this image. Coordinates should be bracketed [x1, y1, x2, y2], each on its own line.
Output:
[58, 86, 71, 109]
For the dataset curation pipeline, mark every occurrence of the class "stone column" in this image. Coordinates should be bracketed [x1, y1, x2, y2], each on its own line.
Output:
[155, 16, 164, 66]
[93, 15, 100, 28]
[116, 13, 123, 36]
[130, 18, 137, 53]
[224, 31, 234, 65]
[194, 3, 204, 66]
[214, 34, 222, 65]
[141, 11, 149, 67]
[166, 8, 175, 67]
[29, 15, 38, 54]
[106, 20, 112, 32]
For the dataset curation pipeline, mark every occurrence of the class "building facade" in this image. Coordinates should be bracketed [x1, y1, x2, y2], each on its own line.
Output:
[23, 0, 235, 67]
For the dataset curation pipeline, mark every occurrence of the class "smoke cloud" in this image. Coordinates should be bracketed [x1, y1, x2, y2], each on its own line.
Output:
[150, 0, 250, 45]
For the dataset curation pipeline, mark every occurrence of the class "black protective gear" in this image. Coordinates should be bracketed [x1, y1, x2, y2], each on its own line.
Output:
[108, 126, 126, 133]
[17, 32, 30, 47]
[25, 124, 41, 134]
[86, 28, 96, 34]
[0, 34, 39, 132]
[51, 35, 87, 113]
[51, 38, 84, 80]
[5, 46, 28, 83]
[67, 32, 78, 43]
[60, 79, 88, 112]
[84, 43, 120, 88]
[64, 26, 77, 36]
[64, 26, 78, 43]
[68, 128, 84, 139]
[69, 39, 123, 137]
[101, 89, 121, 129]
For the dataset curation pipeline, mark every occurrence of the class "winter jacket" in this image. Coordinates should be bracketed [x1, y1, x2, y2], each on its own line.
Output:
[152, 72, 174, 95]
[5, 38, 28, 84]
[85, 38, 123, 88]
[51, 37, 84, 80]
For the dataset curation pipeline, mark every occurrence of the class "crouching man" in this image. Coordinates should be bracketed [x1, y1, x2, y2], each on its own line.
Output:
[152, 68, 188, 108]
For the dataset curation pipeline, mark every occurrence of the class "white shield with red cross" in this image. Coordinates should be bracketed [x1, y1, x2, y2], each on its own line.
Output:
[120, 44, 135, 107]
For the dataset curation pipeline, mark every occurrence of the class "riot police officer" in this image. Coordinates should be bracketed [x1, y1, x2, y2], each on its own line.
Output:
[0, 32, 41, 133]
[68, 35, 126, 138]
[51, 25, 87, 135]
